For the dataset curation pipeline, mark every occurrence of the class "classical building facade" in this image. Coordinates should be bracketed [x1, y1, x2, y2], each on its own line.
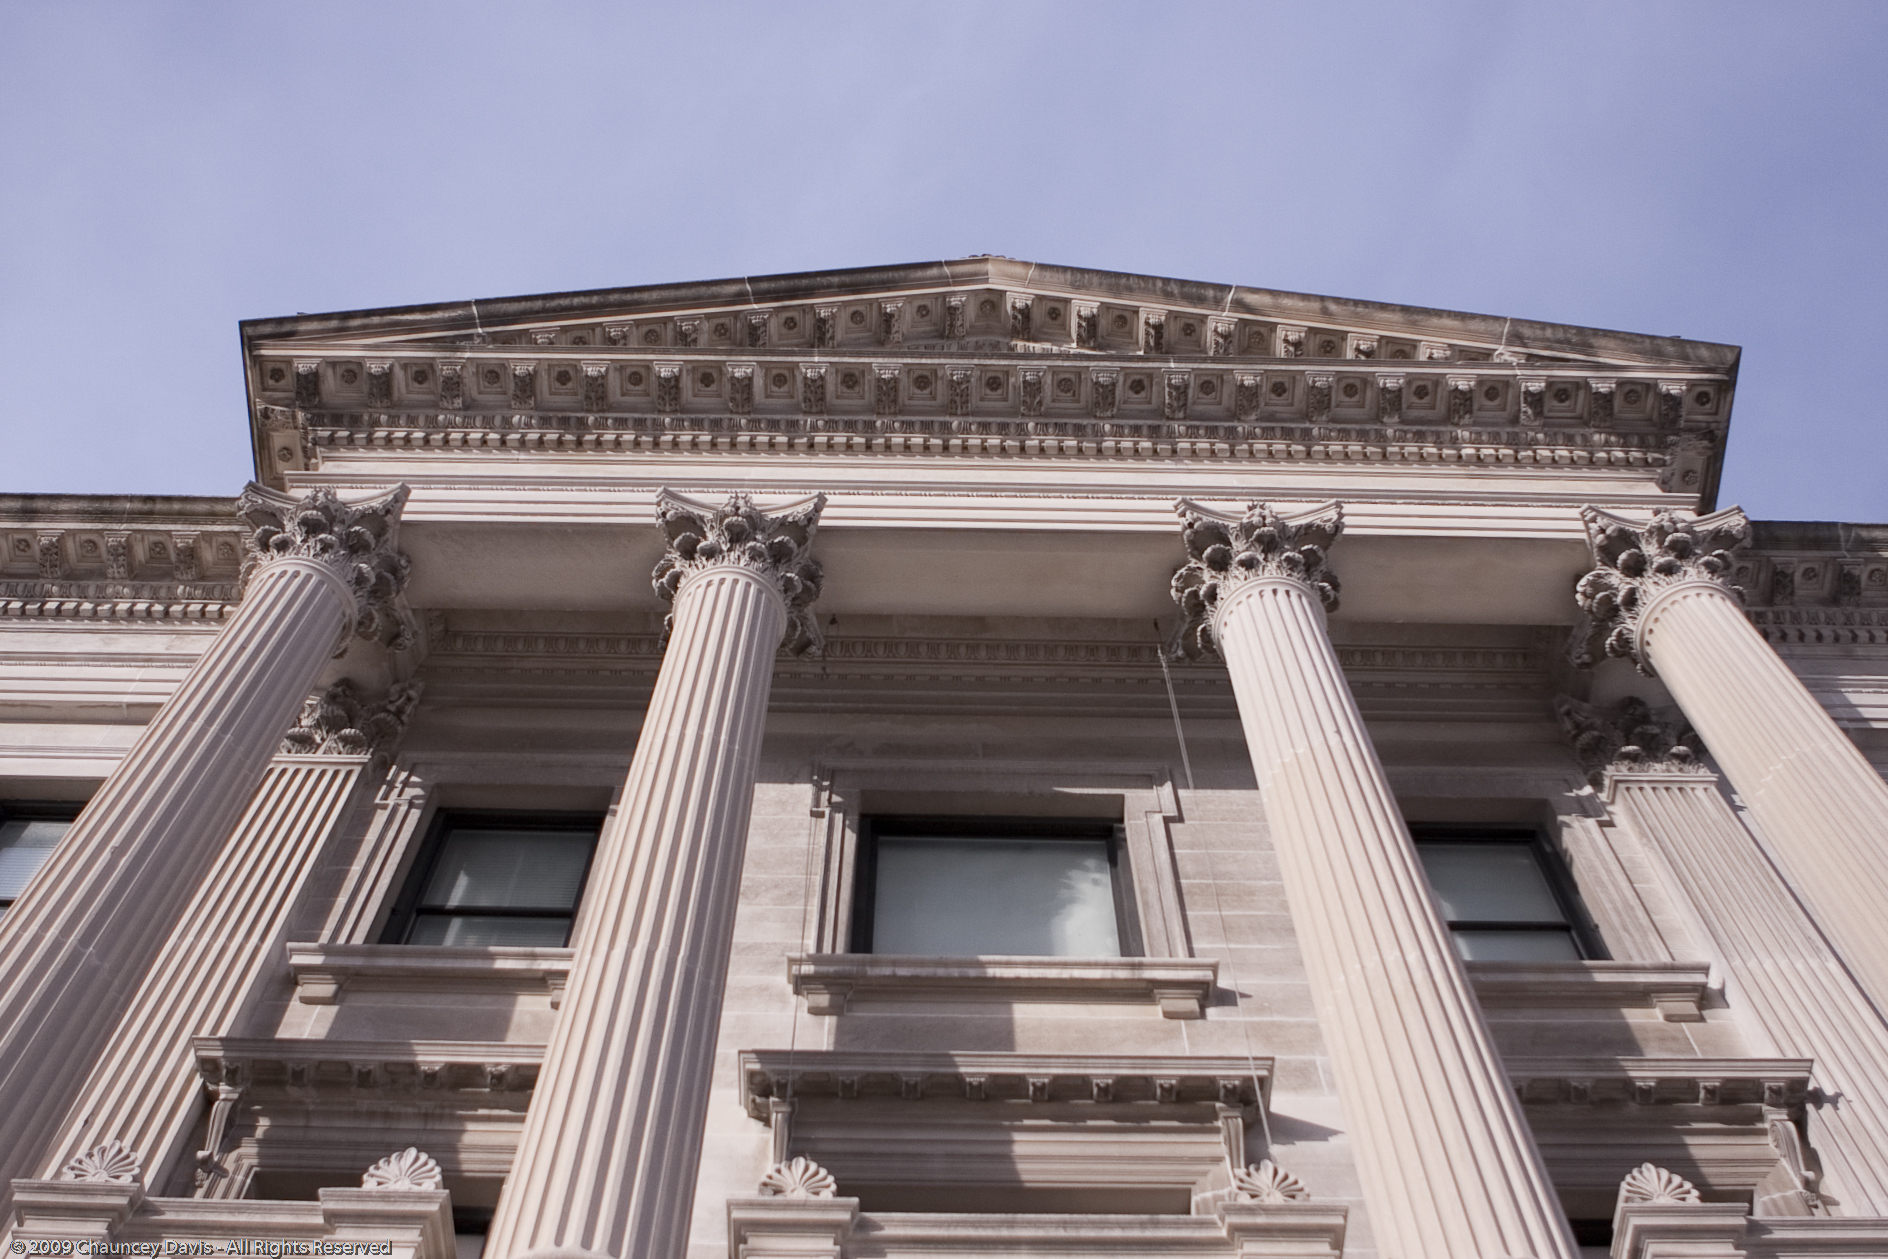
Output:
[4, 259, 1888, 1259]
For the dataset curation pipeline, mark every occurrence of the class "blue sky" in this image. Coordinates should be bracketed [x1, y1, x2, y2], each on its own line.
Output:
[3, 2, 1884, 522]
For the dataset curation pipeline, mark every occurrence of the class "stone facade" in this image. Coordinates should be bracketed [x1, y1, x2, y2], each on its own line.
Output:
[3, 258, 1888, 1258]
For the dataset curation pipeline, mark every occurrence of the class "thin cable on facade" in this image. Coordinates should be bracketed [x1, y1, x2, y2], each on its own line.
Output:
[1155, 622, 1196, 792]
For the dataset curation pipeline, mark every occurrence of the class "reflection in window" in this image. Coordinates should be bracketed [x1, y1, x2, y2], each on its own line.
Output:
[385, 813, 603, 947]
[0, 803, 80, 916]
[1413, 828, 1600, 962]
[852, 818, 1128, 958]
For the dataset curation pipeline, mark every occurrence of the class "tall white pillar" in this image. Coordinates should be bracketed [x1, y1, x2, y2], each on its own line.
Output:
[485, 490, 825, 1259]
[1576, 507, 1888, 1013]
[0, 484, 409, 1209]
[1559, 697, 1888, 1215]
[1172, 499, 1578, 1259]
[34, 681, 421, 1192]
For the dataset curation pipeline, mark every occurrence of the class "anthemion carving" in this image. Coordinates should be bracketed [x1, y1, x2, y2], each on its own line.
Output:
[361, 1147, 444, 1191]
[60, 1140, 143, 1185]
[1231, 1159, 1310, 1204]
[236, 484, 412, 647]
[651, 490, 826, 657]
[1169, 499, 1343, 661]
[1618, 1162, 1703, 1205]
[1573, 505, 1750, 672]
[757, 1157, 838, 1199]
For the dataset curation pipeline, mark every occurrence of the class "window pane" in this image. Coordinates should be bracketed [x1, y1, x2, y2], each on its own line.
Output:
[1416, 842, 1567, 925]
[0, 818, 73, 902]
[408, 913, 574, 948]
[872, 836, 1121, 957]
[422, 828, 594, 911]
[1452, 929, 1583, 963]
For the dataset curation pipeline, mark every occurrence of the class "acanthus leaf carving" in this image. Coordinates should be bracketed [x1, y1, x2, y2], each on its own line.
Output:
[1572, 505, 1749, 674]
[281, 678, 423, 760]
[61, 1139, 143, 1185]
[946, 367, 973, 418]
[236, 484, 412, 648]
[943, 296, 967, 341]
[1618, 1161, 1702, 1206]
[758, 1156, 837, 1199]
[1170, 500, 1343, 662]
[362, 1147, 444, 1191]
[1555, 695, 1708, 786]
[652, 490, 826, 658]
[728, 365, 755, 416]
[1230, 1159, 1309, 1204]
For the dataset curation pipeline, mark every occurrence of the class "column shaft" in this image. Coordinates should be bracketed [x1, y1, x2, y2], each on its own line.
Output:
[1640, 581, 1888, 1010]
[1216, 576, 1577, 1259]
[37, 754, 371, 1187]
[485, 565, 786, 1259]
[1611, 773, 1888, 1213]
[0, 561, 351, 1195]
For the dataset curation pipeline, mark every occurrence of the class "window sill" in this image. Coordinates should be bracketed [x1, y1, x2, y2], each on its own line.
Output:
[287, 941, 573, 1006]
[786, 953, 1218, 1019]
[1465, 959, 1713, 1022]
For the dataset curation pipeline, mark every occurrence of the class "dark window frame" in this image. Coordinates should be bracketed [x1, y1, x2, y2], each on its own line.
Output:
[0, 800, 84, 912]
[849, 814, 1140, 957]
[1410, 824, 1608, 961]
[380, 809, 605, 947]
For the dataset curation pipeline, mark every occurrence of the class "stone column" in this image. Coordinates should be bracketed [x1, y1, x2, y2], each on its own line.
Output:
[0, 484, 409, 1206]
[1576, 507, 1888, 1012]
[1561, 696, 1888, 1214]
[485, 490, 825, 1259]
[34, 681, 421, 1192]
[1171, 500, 1578, 1259]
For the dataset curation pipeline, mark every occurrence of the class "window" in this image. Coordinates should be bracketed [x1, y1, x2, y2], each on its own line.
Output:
[0, 802, 81, 916]
[381, 811, 603, 947]
[849, 816, 1131, 957]
[1413, 826, 1602, 962]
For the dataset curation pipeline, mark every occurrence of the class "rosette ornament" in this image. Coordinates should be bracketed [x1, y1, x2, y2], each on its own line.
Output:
[1573, 506, 1748, 675]
[651, 490, 827, 657]
[236, 483, 413, 648]
[1169, 500, 1343, 661]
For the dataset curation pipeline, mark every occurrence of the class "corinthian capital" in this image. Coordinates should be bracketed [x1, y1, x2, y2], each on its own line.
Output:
[1169, 500, 1343, 661]
[237, 484, 412, 647]
[1555, 695, 1708, 787]
[651, 489, 827, 657]
[1572, 505, 1748, 674]
[281, 679, 423, 761]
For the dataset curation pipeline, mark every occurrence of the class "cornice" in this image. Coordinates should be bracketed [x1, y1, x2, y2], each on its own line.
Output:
[238, 257, 1742, 373]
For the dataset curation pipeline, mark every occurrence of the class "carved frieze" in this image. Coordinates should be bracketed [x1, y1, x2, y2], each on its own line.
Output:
[1009, 298, 1032, 342]
[438, 360, 465, 410]
[1169, 500, 1343, 661]
[1164, 372, 1189, 421]
[294, 361, 321, 409]
[1075, 303, 1098, 349]
[37, 531, 62, 578]
[877, 301, 903, 346]
[874, 367, 900, 417]
[651, 490, 826, 657]
[1573, 506, 1749, 673]
[654, 365, 682, 413]
[1376, 375, 1403, 425]
[1520, 379, 1546, 427]
[946, 367, 973, 417]
[1143, 313, 1166, 354]
[236, 484, 412, 647]
[1090, 370, 1117, 420]
[1306, 374, 1333, 423]
[1020, 369, 1045, 417]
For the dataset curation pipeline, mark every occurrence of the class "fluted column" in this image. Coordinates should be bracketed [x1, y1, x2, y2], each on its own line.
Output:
[486, 490, 825, 1259]
[1576, 507, 1888, 1013]
[1561, 697, 1888, 1214]
[1172, 500, 1577, 1259]
[0, 484, 409, 1207]
[34, 681, 421, 1191]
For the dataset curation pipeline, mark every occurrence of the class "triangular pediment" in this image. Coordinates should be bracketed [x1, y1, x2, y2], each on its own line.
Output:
[242, 257, 1738, 373]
